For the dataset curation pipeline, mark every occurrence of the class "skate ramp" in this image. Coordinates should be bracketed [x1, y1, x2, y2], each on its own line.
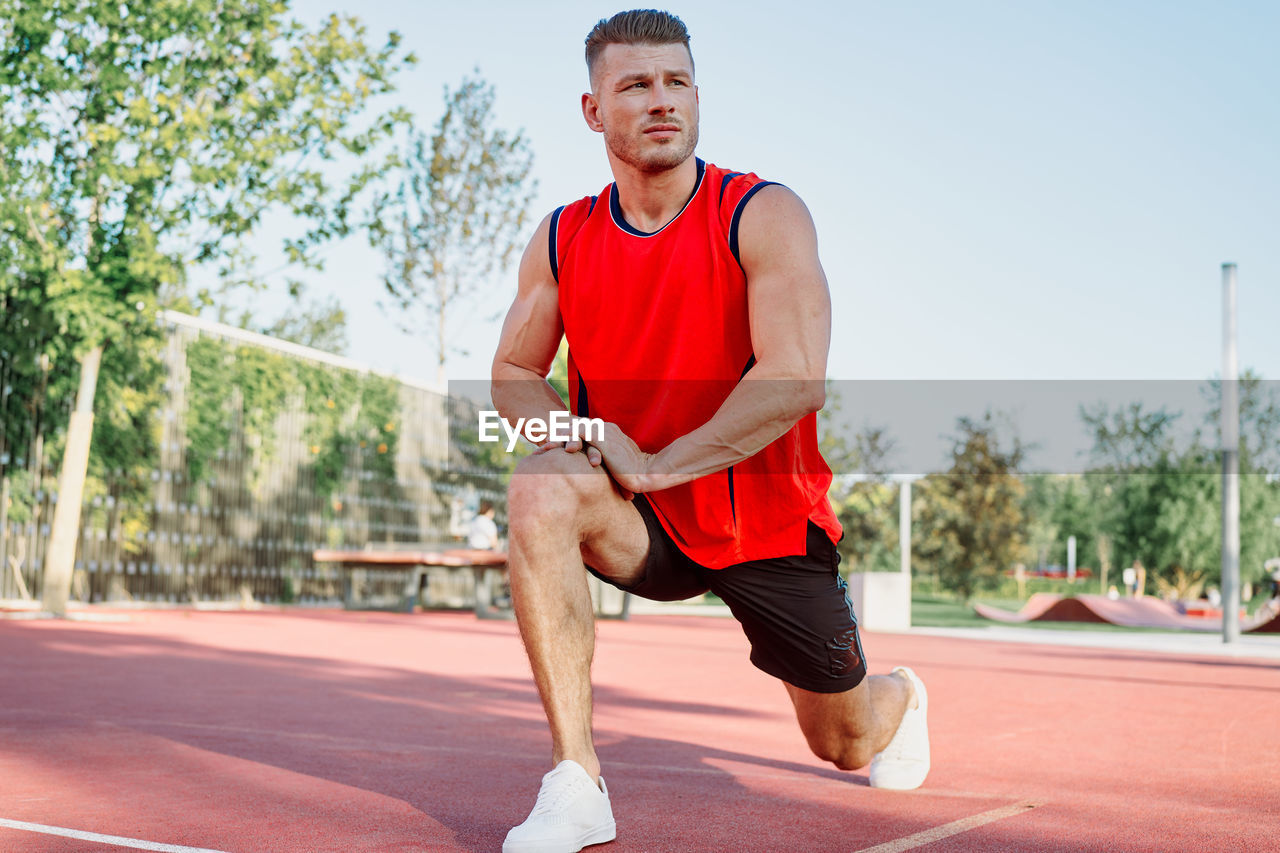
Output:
[974, 594, 1280, 633]
[1244, 599, 1280, 633]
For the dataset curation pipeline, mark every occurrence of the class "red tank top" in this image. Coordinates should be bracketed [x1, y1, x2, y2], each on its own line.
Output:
[551, 158, 841, 569]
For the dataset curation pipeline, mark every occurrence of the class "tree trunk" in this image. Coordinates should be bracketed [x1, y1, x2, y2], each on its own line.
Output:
[0, 475, 9, 582]
[28, 353, 50, 592]
[40, 345, 103, 616]
[436, 298, 447, 390]
[0, 351, 9, 577]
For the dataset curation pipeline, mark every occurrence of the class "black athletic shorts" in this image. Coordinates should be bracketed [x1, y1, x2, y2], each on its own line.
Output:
[585, 495, 867, 694]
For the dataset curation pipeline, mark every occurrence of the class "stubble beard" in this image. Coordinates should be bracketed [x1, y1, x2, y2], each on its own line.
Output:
[605, 121, 700, 174]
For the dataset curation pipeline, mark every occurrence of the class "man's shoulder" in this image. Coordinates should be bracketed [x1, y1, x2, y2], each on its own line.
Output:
[697, 162, 792, 253]
[546, 190, 607, 282]
[702, 161, 775, 193]
[700, 162, 786, 222]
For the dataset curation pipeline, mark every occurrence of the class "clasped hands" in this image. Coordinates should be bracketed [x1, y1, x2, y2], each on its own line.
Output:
[533, 421, 678, 499]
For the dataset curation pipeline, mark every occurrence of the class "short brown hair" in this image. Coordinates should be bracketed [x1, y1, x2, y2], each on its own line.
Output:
[585, 10, 692, 83]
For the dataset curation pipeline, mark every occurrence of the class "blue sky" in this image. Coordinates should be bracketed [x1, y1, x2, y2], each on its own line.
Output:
[225, 0, 1279, 387]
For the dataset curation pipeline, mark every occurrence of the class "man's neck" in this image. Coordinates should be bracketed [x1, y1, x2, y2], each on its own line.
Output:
[608, 154, 699, 233]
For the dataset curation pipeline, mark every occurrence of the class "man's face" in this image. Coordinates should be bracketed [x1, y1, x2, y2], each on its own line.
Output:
[583, 42, 699, 173]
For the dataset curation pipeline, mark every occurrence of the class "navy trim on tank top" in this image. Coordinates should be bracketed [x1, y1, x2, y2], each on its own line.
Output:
[576, 375, 590, 419]
[548, 205, 565, 283]
[732, 180, 778, 267]
[727, 465, 736, 525]
[608, 158, 706, 238]
[726, 352, 756, 527]
[719, 172, 744, 204]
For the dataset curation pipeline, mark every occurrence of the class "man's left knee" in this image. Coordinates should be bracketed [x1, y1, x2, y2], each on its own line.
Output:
[807, 731, 875, 771]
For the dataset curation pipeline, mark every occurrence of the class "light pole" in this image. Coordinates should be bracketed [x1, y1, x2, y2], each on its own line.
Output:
[1221, 263, 1240, 644]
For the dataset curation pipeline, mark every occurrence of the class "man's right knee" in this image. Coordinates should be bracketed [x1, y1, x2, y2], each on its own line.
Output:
[507, 450, 608, 531]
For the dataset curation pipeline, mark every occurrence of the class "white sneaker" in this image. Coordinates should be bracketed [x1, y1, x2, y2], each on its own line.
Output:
[869, 666, 930, 790]
[503, 760, 617, 853]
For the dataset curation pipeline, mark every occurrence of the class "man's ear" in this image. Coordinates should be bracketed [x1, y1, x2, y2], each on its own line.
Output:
[582, 92, 605, 133]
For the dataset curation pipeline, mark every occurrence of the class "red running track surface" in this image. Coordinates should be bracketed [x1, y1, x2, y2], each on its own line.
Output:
[1, 610, 1278, 852]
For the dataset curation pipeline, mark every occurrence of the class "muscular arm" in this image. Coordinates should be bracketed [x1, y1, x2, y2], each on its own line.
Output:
[490, 213, 573, 435]
[599, 185, 831, 493]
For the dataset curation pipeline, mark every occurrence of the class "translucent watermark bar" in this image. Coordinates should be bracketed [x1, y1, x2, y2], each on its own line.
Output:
[450, 379, 1280, 477]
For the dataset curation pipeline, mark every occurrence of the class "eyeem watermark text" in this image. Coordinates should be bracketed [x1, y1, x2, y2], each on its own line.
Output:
[478, 411, 605, 452]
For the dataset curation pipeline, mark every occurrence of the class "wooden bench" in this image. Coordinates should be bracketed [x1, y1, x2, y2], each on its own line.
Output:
[312, 548, 630, 619]
[314, 548, 509, 617]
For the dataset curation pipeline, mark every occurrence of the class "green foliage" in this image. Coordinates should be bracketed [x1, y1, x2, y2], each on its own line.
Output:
[1072, 387, 1280, 595]
[183, 337, 236, 485]
[1020, 473, 1102, 571]
[831, 481, 900, 573]
[228, 345, 295, 464]
[258, 290, 349, 354]
[4, 0, 413, 328]
[914, 413, 1027, 601]
[88, 330, 166, 501]
[824, 409, 902, 572]
[185, 338, 295, 492]
[299, 364, 400, 498]
[369, 73, 537, 378]
[547, 339, 571, 411]
[1202, 370, 1280, 474]
[1020, 474, 1061, 569]
[1080, 402, 1181, 471]
[1241, 473, 1280, 585]
[0, 0, 412, 503]
[184, 337, 401, 499]
[0, 277, 84, 477]
[1, 468, 35, 523]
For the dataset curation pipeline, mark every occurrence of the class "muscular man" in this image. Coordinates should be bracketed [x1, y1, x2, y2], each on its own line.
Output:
[491, 11, 929, 853]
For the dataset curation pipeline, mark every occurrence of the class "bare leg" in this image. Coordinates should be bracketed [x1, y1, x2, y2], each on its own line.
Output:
[785, 672, 914, 770]
[506, 448, 649, 781]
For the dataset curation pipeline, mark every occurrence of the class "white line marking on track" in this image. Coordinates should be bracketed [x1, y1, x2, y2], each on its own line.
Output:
[0, 818, 232, 853]
[852, 800, 1041, 853]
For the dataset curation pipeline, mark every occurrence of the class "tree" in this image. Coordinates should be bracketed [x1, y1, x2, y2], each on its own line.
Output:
[824, 423, 901, 572]
[1203, 370, 1280, 475]
[1080, 401, 1181, 471]
[1020, 474, 1062, 571]
[1, 0, 414, 613]
[254, 286, 350, 354]
[915, 413, 1027, 601]
[368, 74, 537, 385]
[1079, 393, 1280, 597]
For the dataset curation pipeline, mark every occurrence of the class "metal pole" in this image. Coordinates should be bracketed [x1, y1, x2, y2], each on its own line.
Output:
[1221, 263, 1240, 644]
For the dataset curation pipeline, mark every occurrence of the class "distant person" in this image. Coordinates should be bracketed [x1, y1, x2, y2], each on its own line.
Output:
[491, 11, 927, 853]
[468, 500, 499, 551]
[468, 500, 510, 610]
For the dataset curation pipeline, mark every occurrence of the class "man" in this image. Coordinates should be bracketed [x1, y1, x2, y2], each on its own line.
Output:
[491, 11, 929, 853]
